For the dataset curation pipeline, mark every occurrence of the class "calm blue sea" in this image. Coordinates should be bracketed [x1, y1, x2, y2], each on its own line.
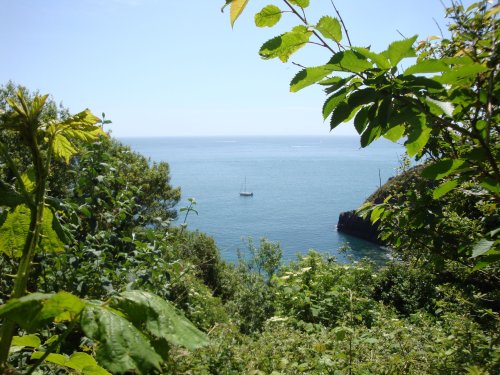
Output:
[120, 136, 404, 263]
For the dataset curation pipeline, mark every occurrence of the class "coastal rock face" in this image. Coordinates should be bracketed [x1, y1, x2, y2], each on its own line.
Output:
[337, 210, 384, 245]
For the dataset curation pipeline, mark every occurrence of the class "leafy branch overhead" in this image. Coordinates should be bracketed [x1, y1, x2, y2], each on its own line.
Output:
[225, 1, 499, 265]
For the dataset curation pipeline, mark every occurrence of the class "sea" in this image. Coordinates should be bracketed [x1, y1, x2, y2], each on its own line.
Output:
[120, 136, 404, 264]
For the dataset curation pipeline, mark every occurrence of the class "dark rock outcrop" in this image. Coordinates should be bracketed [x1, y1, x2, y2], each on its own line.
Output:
[336, 165, 427, 246]
[337, 210, 384, 245]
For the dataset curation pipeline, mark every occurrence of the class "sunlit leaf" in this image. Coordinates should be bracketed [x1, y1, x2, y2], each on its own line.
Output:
[352, 47, 390, 69]
[290, 65, 335, 92]
[405, 122, 431, 157]
[436, 63, 488, 84]
[52, 134, 77, 164]
[316, 16, 342, 43]
[432, 179, 458, 199]
[11, 335, 41, 350]
[404, 59, 451, 75]
[288, 0, 309, 8]
[0, 292, 84, 332]
[230, 0, 249, 27]
[382, 35, 418, 67]
[383, 125, 405, 142]
[260, 25, 312, 62]
[335, 50, 373, 73]
[255, 5, 282, 27]
[31, 352, 67, 367]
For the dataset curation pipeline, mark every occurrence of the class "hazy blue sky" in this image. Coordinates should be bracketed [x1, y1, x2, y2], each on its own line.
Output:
[1, 1, 470, 137]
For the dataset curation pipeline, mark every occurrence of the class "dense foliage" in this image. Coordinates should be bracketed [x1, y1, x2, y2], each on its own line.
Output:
[0, 1, 499, 373]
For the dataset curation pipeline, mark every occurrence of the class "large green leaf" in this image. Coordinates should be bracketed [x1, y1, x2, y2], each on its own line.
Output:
[329, 101, 357, 130]
[353, 106, 370, 134]
[52, 133, 77, 164]
[11, 335, 41, 353]
[383, 125, 405, 142]
[360, 122, 382, 147]
[81, 303, 163, 374]
[316, 16, 342, 43]
[260, 25, 312, 62]
[405, 121, 431, 157]
[323, 88, 347, 120]
[0, 292, 84, 332]
[290, 65, 335, 92]
[0, 204, 66, 257]
[255, 5, 282, 27]
[422, 159, 466, 180]
[382, 35, 418, 67]
[335, 50, 373, 73]
[0, 204, 31, 257]
[110, 290, 209, 350]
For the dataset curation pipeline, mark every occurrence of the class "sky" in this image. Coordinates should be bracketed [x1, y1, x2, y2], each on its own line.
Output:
[0, 0, 471, 137]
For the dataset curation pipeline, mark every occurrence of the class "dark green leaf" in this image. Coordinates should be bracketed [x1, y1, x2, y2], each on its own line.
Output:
[479, 177, 500, 193]
[321, 76, 353, 95]
[322, 88, 348, 119]
[422, 159, 466, 180]
[330, 101, 355, 130]
[347, 88, 378, 108]
[110, 290, 209, 350]
[376, 97, 392, 126]
[81, 303, 163, 374]
[353, 106, 370, 134]
[51, 212, 73, 244]
[360, 122, 382, 147]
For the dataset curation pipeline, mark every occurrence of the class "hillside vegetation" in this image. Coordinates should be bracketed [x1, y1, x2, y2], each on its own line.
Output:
[0, 1, 499, 373]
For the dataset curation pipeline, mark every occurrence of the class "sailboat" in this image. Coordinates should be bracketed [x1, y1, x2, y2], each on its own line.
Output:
[239, 177, 253, 197]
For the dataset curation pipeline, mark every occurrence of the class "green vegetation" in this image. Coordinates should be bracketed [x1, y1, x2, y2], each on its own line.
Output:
[0, 0, 498, 373]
